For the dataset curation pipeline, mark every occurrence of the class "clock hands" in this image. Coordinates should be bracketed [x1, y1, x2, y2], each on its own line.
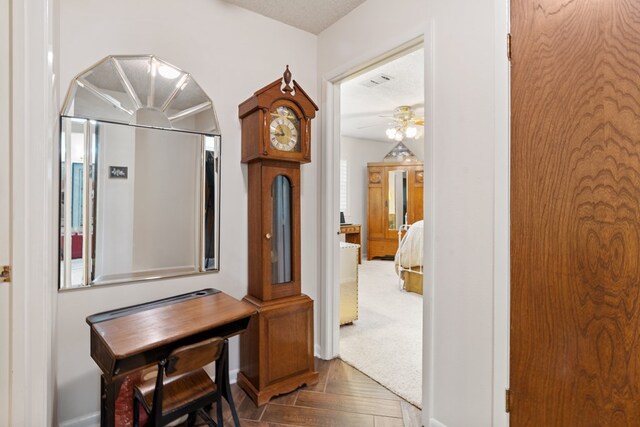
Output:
[270, 124, 287, 137]
[270, 111, 296, 120]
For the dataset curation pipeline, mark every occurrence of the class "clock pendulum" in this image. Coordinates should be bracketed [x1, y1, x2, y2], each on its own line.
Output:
[237, 66, 319, 405]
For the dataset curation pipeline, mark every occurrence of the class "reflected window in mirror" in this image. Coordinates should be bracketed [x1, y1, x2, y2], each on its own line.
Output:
[339, 159, 349, 216]
[59, 55, 221, 289]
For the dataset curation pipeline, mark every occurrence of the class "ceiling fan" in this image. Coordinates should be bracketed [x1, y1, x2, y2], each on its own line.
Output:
[384, 105, 424, 141]
[357, 105, 424, 141]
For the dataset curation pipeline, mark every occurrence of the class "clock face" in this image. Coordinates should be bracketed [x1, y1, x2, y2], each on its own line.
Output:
[269, 106, 300, 152]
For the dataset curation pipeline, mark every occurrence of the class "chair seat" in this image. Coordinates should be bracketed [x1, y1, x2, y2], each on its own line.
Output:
[135, 368, 217, 416]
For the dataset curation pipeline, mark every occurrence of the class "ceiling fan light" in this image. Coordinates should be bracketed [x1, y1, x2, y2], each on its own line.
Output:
[386, 128, 396, 139]
[394, 132, 403, 142]
[405, 126, 418, 138]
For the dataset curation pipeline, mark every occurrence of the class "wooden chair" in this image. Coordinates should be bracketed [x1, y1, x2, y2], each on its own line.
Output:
[133, 337, 226, 427]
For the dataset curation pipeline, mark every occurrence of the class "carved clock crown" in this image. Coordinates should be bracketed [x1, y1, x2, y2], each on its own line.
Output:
[239, 66, 318, 164]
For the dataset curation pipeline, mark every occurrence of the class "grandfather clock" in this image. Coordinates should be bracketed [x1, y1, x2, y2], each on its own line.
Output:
[237, 67, 319, 405]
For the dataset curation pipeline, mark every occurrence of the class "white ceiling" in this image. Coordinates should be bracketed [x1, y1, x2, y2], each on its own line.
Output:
[223, 0, 366, 34]
[341, 48, 424, 143]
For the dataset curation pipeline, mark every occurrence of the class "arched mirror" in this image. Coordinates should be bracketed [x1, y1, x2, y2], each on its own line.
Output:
[59, 55, 221, 289]
[271, 175, 292, 284]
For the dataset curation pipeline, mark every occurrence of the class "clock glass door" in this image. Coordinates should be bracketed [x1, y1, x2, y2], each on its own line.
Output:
[271, 175, 292, 284]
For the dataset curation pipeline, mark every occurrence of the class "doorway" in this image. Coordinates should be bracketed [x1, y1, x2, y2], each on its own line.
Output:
[334, 45, 425, 407]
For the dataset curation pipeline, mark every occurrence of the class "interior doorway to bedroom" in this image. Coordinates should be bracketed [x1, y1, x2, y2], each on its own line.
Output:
[337, 45, 424, 408]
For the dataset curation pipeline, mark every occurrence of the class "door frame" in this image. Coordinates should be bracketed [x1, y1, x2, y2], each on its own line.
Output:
[494, 0, 510, 426]
[0, 0, 11, 423]
[317, 28, 434, 421]
[6, 0, 59, 424]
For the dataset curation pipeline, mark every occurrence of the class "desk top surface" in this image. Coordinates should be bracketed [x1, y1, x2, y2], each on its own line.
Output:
[89, 291, 256, 359]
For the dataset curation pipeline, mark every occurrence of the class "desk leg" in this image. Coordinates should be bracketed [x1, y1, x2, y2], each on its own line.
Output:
[100, 375, 117, 427]
[101, 374, 142, 427]
[216, 339, 241, 427]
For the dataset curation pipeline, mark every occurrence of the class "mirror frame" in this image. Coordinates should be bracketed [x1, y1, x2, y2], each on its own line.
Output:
[58, 55, 222, 290]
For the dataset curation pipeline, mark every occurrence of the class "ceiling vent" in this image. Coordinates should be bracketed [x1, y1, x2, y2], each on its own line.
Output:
[361, 73, 394, 88]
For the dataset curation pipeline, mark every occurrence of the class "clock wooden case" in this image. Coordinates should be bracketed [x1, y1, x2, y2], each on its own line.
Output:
[237, 67, 319, 406]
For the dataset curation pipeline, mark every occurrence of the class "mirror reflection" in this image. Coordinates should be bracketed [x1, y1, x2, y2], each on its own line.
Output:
[59, 118, 220, 288]
[388, 170, 408, 230]
[59, 55, 221, 289]
[271, 175, 292, 284]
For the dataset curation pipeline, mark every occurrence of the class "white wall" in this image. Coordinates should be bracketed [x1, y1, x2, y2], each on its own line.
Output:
[319, 0, 506, 426]
[56, 0, 318, 424]
[340, 136, 424, 256]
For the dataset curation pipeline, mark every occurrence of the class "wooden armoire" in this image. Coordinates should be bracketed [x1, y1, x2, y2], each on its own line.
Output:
[367, 161, 423, 259]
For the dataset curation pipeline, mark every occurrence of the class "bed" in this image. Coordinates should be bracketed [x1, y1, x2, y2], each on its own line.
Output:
[395, 220, 424, 295]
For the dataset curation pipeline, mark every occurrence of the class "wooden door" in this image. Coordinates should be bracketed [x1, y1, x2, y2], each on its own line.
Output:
[511, 0, 640, 424]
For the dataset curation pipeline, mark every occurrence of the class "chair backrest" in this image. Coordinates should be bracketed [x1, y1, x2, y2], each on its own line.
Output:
[164, 337, 224, 377]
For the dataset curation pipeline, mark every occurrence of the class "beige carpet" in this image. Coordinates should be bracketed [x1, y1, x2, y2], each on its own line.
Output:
[339, 260, 423, 407]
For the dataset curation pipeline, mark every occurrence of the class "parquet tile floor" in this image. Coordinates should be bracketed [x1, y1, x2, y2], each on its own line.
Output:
[197, 358, 421, 427]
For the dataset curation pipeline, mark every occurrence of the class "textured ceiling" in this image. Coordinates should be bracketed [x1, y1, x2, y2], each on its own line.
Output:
[341, 48, 424, 143]
[223, 0, 366, 34]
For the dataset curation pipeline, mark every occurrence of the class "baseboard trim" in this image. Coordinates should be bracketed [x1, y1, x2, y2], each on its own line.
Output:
[59, 412, 99, 427]
[430, 419, 447, 427]
[229, 367, 239, 384]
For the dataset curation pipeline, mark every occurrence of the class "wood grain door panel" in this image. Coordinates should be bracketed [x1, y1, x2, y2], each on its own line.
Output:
[511, 0, 640, 425]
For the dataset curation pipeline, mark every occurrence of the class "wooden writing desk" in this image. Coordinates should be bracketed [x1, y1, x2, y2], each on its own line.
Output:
[87, 289, 256, 427]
